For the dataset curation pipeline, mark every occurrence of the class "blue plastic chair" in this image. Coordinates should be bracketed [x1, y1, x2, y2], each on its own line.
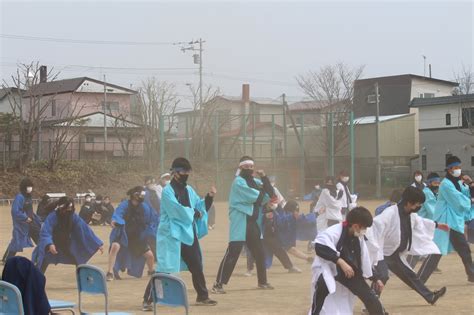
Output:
[76, 264, 131, 315]
[0, 280, 24, 315]
[151, 273, 189, 315]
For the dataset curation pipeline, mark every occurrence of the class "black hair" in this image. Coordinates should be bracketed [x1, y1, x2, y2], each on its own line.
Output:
[171, 157, 192, 171]
[84, 194, 91, 198]
[19, 178, 33, 193]
[283, 200, 299, 213]
[56, 196, 75, 211]
[401, 186, 426, 204]
[95, 194, 103, 201]
[127, 186, 144, 197]
[239, 155, 254, 162]
[389, 189, 403, 203]
[339, 170, 349, 177]
[446, 155, 461, 168]
[427, 172, 440, 181]
[346, 206, 373, 228]
[413, 170, 423, 177]
[325, 176, 335, 184]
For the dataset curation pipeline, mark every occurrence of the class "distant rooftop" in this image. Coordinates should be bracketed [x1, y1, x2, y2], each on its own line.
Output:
[355, 113, 414, 125]
[410, 93, 474, 107]
[355, 74, 458, 86]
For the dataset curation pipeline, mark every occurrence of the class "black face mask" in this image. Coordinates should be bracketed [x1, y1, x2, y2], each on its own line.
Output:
[178, 174, 189, 184]
[429, 186, 439, 194]
[240, 169, 253, 178]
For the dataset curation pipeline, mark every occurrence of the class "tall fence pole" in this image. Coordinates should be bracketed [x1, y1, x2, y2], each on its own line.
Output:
[350, 111, 355, 192]
[300, 113, 305, 198]
[185, 116, 190, 160]
[282, 94, 288, 158]
[159, 116, 165, 175]
[271, 114, 276, 171]
[242, 114, 247, 155]
[329, 112, 335, 176]
[214, 114, 219, 188]
[252, 108, 256, 157]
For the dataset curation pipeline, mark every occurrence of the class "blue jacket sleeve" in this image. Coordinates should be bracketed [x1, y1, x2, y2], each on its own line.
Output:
[162, 187, 194, 225]
[11, 194, 28, 221]
[40, 213, 57, 249]
[112, 201, 128, 225]
[234, 177, 261, 205]
[440, 181, 471, 215]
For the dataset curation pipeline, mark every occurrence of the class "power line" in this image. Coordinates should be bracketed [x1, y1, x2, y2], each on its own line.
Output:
[0, 34, 176, 46]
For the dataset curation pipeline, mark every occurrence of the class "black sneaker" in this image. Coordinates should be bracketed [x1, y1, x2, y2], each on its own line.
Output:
[142, 301, 153, 311]
[429, 287, 446, 305]
[196, 298, 218, 306]
[106, 272, 114, 281]
[113, 271, 122, 280]
[468, 274, 474, 283]
[258, 283, 274, 290]
[211, 283, 226, 294]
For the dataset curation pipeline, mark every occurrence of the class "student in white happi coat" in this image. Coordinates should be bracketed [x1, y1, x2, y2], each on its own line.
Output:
[336, 170, 358, 219]
[314, 176, 344, 232]
[310, 207, 385, 315]
[368, 186, 449, 305]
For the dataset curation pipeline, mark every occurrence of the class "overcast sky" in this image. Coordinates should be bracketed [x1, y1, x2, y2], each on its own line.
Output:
[1, 0, 472, 107]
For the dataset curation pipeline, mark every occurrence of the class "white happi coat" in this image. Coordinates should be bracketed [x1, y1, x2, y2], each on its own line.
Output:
[367, 204, 440, 265]
[336, 182, 358, 210]
[309, 223, 379, 315]
[314, 188, 343, 232]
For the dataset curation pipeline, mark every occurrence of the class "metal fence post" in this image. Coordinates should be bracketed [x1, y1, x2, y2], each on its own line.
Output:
[300, 113, 305, 198]
[159, 115, 165, 174]
[242, 114, 247, 155]
[271, 114, 276, 171]
[185, 115, 190, 160]
[350, 111, 355, 192]
[329, 112, 334, 176]
[214, 114, 219, 188]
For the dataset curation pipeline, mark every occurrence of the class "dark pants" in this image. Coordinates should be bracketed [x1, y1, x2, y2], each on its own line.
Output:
[247, 234, 294, 270]
[144, 231, 208, 302]
[378, 253, 434, 303]
[2, 223, 40, 262]
[208, 205, 216, 226]
[418, 229, 474, 283]
[311, 271, 384, 315]
[216, 221, 267, 285]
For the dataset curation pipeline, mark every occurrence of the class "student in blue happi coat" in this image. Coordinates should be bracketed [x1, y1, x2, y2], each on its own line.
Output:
[32, 196, 103, 273]
[2, 178, 42, 263]
[106, 186, 156, 281]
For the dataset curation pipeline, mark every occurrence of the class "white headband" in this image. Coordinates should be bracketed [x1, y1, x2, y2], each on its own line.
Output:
[239, 160, 254, 167]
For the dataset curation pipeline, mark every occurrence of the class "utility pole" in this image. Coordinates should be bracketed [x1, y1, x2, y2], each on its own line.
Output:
[375, 82, 381, 198]
[176, 38, 205, 107]
[103, 74, 108, 162]
[422, 55, 427, 77]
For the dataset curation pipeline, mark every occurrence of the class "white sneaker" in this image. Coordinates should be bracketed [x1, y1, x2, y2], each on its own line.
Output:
[243, 270, 253, 277]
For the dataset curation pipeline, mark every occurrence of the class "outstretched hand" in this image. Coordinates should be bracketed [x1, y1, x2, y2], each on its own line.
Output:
[437, 223, 449, 232]
[209, 186, 217, 197]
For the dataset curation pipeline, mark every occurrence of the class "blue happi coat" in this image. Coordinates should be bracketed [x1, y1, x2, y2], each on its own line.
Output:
[433, 178, 471, 255]
[8, 193, 42, 252]
[418, 187, 437, 220]
[156, 184, 208, 273]
[32, 211, 103, 268]
[228, 177, 270, 242]
[110, 200, 157, 278]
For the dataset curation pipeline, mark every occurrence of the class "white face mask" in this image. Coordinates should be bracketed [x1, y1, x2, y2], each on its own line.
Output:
[452, 169, 462, 178]
[354, 228, 367, 238]
[415, 175, 422, 182]
[85, 197, 91, 203]
[26, 187, 33, 194]
[164, 180, 170, 186]
[342, 177, 350, 183]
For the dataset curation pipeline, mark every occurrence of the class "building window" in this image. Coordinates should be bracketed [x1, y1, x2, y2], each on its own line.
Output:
[419, 93, 435, 98]
[471, 156, 474, 167]
[461, 107, 474, 128]
[86, 135, 95, 143]
[421, 154, 427, 171]
[101, 101, 119, 113]
[367, 94, 377, 104]
[51, 100, 56, 116]
[445, 113, 451, 126]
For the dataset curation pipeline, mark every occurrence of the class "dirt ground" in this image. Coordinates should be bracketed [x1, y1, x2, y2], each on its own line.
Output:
[1, 200, 473, 314]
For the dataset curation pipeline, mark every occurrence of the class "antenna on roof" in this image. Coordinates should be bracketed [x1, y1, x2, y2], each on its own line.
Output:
[422, 55, 427, 77]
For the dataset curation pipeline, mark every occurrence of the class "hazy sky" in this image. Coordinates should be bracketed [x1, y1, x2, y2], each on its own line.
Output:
[1, 0, 472, 108]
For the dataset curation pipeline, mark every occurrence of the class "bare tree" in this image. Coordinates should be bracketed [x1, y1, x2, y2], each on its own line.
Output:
[296, 63, 364, 157]
[186, 84, 221, 160]
[47, 97, 87, 171]
[137, 77, 180, 169]
[1, 62, 60, 172]
[453, 64, 473, 95]
[113, 113, 142, 169]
